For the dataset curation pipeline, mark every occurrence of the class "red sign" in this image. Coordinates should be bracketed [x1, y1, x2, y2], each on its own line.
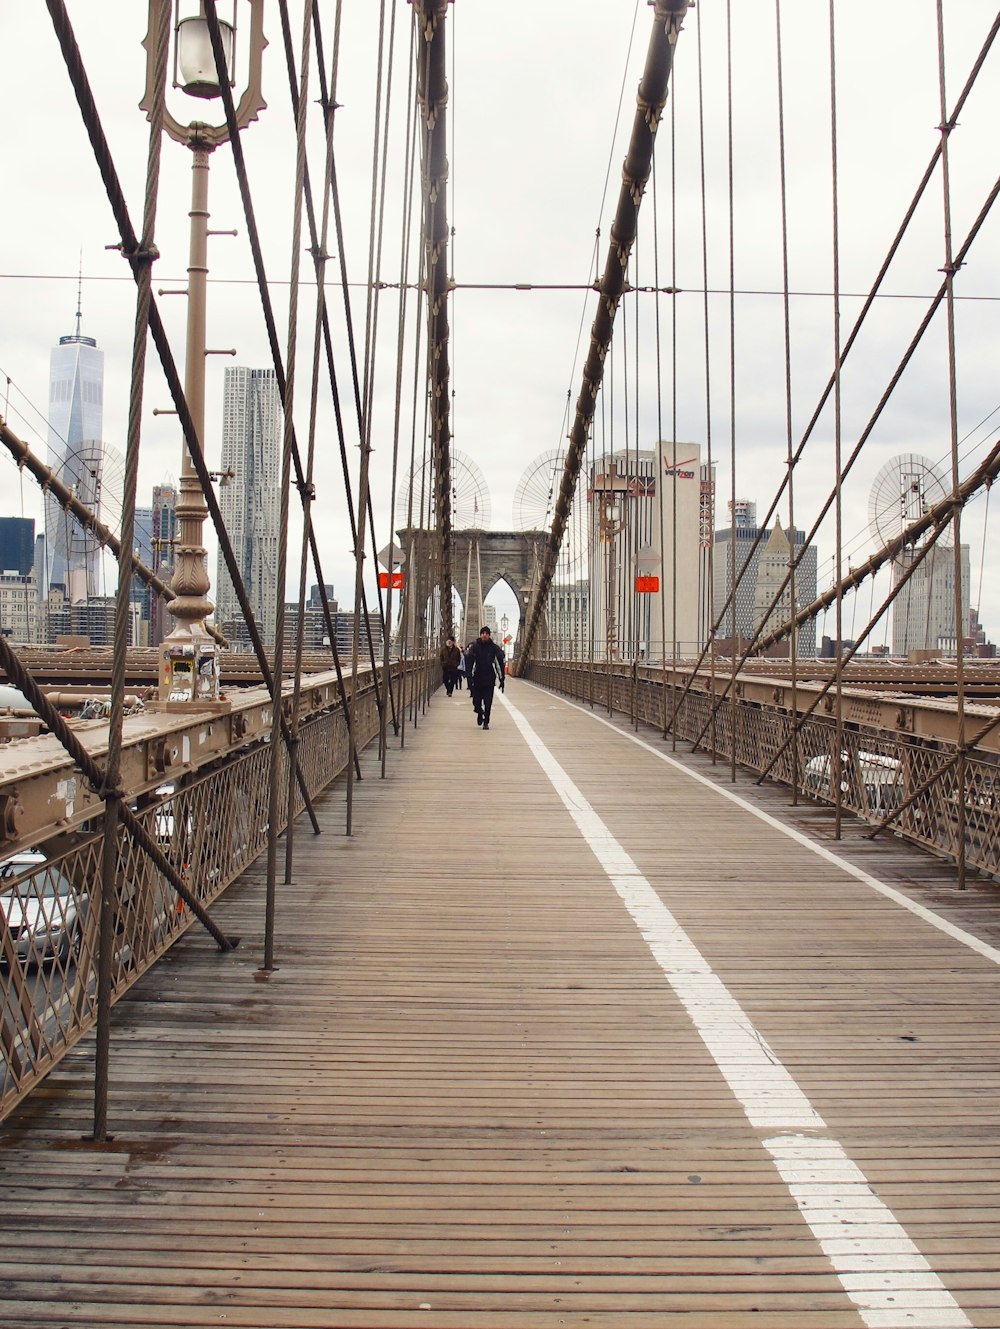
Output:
[378, 571, 404, 589]
[635, 575, 659, 593]
[503, 635, 512, 644]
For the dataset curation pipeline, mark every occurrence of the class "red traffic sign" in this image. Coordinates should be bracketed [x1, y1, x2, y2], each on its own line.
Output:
[378, 571, 404, 589]
[634, 575, 659, 593]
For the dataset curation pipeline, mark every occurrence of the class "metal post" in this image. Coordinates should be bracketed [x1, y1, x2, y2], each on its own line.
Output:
[158, 144, 221, 705]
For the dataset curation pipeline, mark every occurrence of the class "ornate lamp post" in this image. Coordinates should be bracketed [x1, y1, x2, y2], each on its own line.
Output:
[596, 461, 629, 661]
[141, 0, 265, 706]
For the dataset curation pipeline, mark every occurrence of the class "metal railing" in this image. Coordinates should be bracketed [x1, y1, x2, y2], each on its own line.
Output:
[0, 659, 423, 1121]
[528, 660, 1000, 879]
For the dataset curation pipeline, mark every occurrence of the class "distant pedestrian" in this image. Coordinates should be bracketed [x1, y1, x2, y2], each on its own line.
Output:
[467, 625, 505, 730]
[456, 646, 467, 690]
[439, 636, 462, 696]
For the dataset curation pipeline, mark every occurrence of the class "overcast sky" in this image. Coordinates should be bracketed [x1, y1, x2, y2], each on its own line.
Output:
[1, 2, 998, 645]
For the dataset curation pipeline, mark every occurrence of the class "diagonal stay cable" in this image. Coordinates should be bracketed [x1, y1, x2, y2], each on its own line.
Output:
[519, 0, 689, 665]
[380, 6, 420, 773]
[204, 0, 365, 780]
[665, 11, 1000, 729]
[282, 1, 397, 737]
[679, 165, 1000, 751]
[299, 1, 399, 732]
[263, 0, 313, 973]
[751, 433, 1000, 792]
[0, 633, 235, 951]
[44, 0, 320, 833]
[0, 420, 192, 634]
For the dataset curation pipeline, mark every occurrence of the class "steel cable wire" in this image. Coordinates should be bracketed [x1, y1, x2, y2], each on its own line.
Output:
[202, 0, 366, 777]
[520, 0, 689, 666]
[725, 0, 738, 782]
[45, 0, 320, 834]
[263, 0, 313, 973]
[665, 11, 1000, 731]
[94, 0, 171, 1143]
[351, 0, 397, 785]
[381, 10, 420, 771]
[936, 0, 967, 884]
[672, 166, 1000, 746]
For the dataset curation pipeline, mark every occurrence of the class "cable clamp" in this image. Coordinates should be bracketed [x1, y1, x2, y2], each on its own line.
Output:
[121, 243, 161, 267]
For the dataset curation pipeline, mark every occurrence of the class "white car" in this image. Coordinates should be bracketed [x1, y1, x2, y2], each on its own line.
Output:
[0, 854, 88, 968]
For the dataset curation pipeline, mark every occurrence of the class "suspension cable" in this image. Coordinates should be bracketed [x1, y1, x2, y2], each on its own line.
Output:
[263, 0, 313, 973]
[665, 12, 1000, 729]
[936, 0, 967, 886]
[520, 0, 688, 666]
[44, 0, 317, 827]
[381, 6, 420, 773]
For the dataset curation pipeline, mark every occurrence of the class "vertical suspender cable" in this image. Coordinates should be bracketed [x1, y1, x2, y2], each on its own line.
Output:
[669, 76, 679, 746]
[653, 158, 667, 732]
[93, 0, 169, 1143]
[725, 0, 738, 783]
[936, 0, 967, 887]
[285, 1, 357, 874]
[264, 0, 312, 972]
[774, 0, 798, 804]
[668, 15, 999, 748]
[382, 11, 420, 774]
[413, 0, 454, 641]
[355, 0, 399, 774]
[828, 0, 845, 840]
[519, 0, 688, 667]
[695, 1, 717, 762]
[345, 0, 387, 833]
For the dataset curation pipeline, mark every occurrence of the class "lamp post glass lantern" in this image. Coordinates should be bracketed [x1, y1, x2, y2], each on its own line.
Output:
[141, 0, 266, 708]
[174, 2, 235, 100]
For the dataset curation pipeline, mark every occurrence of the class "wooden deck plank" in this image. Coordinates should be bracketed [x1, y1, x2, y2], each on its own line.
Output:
[2, 679, 1000, 1327]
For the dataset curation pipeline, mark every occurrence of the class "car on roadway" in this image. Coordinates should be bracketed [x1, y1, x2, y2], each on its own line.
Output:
[0, 854, 88, 968]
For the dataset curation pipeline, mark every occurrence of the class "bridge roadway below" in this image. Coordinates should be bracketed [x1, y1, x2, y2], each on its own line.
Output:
[2, 679, 1000, 1327]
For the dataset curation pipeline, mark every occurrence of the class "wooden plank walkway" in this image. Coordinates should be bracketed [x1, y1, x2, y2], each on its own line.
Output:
[2, 678, 1000, 1328]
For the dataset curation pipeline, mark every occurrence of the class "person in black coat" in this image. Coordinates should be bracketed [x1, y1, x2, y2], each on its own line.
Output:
[438, 636, 462, 695]
[466, 626, 505, 730]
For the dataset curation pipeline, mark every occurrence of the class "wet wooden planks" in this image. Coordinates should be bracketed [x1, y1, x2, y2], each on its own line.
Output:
[0, 680, 999, 1326]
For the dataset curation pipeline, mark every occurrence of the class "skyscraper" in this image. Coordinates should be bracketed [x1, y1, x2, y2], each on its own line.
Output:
[130, 506, 154, 646]
[45, 285, 105, 603]
[0, 518, 38, 643]
[150, 483, 178, 647]
[215, 367, 281, 645]
[892, 543, 970, 656]
[713, 501, 818, 657]
[0, 517, 35, 577]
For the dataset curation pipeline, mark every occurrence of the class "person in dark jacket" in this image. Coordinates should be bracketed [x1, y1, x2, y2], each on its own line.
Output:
[466, 625, 505, 730]
[464, 643, 477, 708]
[439, 636, 462, 695]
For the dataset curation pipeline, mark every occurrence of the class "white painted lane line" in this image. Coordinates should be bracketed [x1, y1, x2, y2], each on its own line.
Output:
[502, 692, 971, 1329]
[533, 684, 1000, 968]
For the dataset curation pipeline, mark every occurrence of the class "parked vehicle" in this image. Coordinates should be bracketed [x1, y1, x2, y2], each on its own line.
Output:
[804, 749, 902, 815]
[0, 855, 88, 967]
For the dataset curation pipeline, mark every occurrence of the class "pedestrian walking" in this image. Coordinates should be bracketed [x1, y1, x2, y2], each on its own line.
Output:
[439, 636, 462, 696]
[466, 625, 505, 730]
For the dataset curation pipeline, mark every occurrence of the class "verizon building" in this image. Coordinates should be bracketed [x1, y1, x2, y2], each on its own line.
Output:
[587, 442, 710, 661]
[653, 440, 710, 657]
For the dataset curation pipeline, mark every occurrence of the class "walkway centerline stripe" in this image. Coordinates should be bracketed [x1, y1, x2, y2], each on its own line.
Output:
[541, 683, 1000, 967]
[501, 692, 972, 1329]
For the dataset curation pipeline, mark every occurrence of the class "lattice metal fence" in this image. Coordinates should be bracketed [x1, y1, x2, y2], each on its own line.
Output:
[0, 665, 403, 1120]
[529, 661, 1000, 878]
